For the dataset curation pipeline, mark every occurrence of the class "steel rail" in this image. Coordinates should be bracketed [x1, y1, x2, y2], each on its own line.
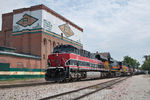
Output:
[39, 77, 129, 100]
[0, 76, 117, 89]
[72, 77, 129, 100]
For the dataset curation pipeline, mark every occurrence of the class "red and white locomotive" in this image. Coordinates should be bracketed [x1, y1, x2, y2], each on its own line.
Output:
[45, 45, 129, 82]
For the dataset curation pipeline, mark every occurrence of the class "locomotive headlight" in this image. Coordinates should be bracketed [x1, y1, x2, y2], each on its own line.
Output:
[56, 52, 59, 56]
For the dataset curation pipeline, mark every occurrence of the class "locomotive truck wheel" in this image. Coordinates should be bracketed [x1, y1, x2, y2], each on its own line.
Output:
[45, 74, 50, 81]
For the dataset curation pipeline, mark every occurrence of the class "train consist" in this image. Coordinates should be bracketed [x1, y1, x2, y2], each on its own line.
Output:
[45, 45, 135, 82]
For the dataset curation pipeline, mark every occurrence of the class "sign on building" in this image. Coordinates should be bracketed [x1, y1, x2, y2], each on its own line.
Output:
[13, 9, 82, 44]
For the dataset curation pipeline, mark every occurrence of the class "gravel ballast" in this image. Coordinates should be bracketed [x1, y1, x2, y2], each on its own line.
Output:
[0, 78, 116, 100]
[83, 75, 150, 100]
[0, 75, 149, 100]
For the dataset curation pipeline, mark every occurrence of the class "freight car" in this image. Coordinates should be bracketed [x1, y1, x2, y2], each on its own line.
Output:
[45, 45, 131, 82]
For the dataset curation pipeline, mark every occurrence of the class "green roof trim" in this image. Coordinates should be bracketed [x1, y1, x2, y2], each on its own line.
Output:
[42, 31, 82, 47]
[43, 29, 82, 45]
[13, 27, 42, 33]
[12, 28, 83, 47]
[0, 46, 15, 52]
[0, 51, 41, 59]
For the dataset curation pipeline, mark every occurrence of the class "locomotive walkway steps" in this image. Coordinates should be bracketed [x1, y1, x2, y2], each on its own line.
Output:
[39, 77, 130, 100]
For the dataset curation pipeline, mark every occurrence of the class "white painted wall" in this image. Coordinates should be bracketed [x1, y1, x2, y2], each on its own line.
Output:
[13, 9, 83, 44]
[13, 10, 42, 31]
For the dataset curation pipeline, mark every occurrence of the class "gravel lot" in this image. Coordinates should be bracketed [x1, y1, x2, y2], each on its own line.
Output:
[0, 78, 116, 100]
[84, 75, 150, 100]
[0, 75, 149, 100]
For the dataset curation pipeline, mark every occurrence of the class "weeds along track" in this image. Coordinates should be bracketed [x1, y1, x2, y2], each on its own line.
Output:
[39, 77, 129, 100]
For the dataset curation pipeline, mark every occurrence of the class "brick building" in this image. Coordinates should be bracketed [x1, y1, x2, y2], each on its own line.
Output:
[0, 4, 83, 79]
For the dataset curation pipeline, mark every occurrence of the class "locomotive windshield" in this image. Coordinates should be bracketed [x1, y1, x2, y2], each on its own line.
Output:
[53, 45, 78, 54]
[53, 45, 97, 59]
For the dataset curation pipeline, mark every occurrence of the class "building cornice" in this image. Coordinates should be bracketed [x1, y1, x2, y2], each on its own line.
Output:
[12, 28, 83, 47]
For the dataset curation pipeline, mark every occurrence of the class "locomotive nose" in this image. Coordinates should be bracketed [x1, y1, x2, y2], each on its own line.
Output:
[48, 53, 63, 67]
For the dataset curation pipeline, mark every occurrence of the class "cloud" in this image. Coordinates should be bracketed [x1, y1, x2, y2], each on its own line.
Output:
[1, 0, 150, 64]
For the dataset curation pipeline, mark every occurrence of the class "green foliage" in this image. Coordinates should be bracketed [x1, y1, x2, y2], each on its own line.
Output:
[123, 56, 140, 68]
[141, 60, 150, 72]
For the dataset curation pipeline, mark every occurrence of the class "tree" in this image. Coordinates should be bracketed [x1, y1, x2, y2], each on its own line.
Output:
[123, 56, 140, 68]
[141, 59, 150, 73]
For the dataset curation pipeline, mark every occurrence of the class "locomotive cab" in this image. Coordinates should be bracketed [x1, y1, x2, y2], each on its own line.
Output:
[45, 54, 69, 82]
[45, 45, 77, 82]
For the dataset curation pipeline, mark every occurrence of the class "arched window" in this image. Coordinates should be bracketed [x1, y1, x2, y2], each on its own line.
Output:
[61, 33, 63, 39]
[49, 40, 51, 46]
[43, 54, 45, 59]
[53, 41, 56, 48]
[43, 38, 47, 45]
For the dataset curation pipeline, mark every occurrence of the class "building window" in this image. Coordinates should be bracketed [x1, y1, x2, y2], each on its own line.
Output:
[49, 40, 51, 44]
[53, 41, 56, 48]
[44, 38, 47, 45]
[43, 54, 45, 59]
[61, 33, 63, 39]
[49, 40, 51, 48]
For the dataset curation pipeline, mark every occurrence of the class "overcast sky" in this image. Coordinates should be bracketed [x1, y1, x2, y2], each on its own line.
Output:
[0, 0, 150, 65]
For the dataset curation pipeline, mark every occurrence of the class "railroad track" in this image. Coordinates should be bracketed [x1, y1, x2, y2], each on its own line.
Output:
[39, 77, 129, 100]
[0, 77, 116, 89]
